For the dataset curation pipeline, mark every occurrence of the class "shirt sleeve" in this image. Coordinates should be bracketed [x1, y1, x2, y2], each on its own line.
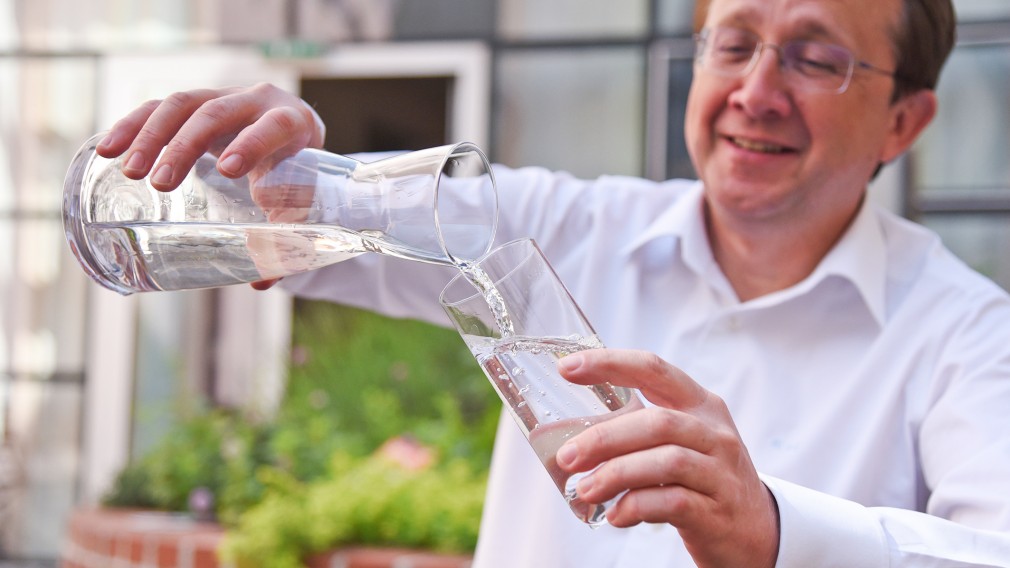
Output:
[764, 474, 1010, 567]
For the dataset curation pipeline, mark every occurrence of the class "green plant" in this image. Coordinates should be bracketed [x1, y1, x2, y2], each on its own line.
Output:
[103, 300, 500, 564]
[102, 409, 275, 524]
[220, 452, 487, 568]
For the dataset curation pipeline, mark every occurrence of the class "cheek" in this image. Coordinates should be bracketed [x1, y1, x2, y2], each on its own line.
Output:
[684, 81, 719, 166]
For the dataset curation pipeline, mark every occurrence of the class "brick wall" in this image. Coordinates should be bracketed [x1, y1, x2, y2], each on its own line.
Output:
[61, 508, 473, 568]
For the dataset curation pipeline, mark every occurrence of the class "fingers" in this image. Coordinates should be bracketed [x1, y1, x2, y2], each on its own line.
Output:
[558, 407, 730, 506]
[220, 105, 320, 177]
[575, 440, 721, 504]
[560, 406, 716, 470]
[94, 83, 324, 192]
[559, 348, 710, 410]
[96, 99, 163, 159]
[125, 88, 240, 185]
[605, 485, 713, 528]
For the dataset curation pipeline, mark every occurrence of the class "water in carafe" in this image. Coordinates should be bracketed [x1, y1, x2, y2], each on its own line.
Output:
[63, 134, 498, 295]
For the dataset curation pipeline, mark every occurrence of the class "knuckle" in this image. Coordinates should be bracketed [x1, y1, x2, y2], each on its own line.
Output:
[639, 351, 669, 376]
[194, 96, 237, 125]
[658, 485, 693, 517]
[581, 421, 609, 452]
[138, 98, 163, 115]
[162, 90, 203, 113]
[162, 131, 199, 158]
[266, 106, 307, 134]
[642, 406, 678, 434]
[656, 446, 686, 474]
[250, 81, 279, 97]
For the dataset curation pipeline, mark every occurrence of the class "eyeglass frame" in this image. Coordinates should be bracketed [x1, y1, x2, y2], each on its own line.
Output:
[693, 26, 900, 95]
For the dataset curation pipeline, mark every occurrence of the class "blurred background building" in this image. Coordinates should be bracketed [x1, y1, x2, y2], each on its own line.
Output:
[1, 0, 1009, 564]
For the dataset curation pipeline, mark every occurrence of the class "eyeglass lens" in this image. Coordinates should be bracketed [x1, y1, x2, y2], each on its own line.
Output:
[698, 27, 855, 93]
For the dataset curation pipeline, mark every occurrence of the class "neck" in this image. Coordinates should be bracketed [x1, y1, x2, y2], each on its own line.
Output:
[704, 197, 864, 302]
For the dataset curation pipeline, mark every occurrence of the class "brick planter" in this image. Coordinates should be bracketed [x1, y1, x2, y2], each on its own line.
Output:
[62, 508, 225, 568]
[62, 508, 473, 568]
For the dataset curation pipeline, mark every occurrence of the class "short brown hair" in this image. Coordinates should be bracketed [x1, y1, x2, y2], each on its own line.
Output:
[691, 0, 957, 101]
[891, 0, 956, 100]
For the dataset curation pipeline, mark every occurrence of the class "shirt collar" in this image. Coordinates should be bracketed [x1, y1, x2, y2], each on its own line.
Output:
[621, 183, 888, 327]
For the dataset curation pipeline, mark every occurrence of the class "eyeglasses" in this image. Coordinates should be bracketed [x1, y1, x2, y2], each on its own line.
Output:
[694, 27, 898, 95]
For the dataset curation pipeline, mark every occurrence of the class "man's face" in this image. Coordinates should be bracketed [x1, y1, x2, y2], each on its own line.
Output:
[686, 0, 906, 228]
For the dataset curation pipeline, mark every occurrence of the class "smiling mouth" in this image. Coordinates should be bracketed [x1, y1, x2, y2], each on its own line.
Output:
[728, 136, 792, 154]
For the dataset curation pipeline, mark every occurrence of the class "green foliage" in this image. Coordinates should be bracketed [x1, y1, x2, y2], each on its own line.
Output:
[102, 409, 275, 524]
[103, 300, 501, 564]
[278, 300, 497, 470]
[220, 452, 487, 567]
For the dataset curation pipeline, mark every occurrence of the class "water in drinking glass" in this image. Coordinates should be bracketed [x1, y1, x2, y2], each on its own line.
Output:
[443, 239, 645, 526]
[461, 331, 643, 525]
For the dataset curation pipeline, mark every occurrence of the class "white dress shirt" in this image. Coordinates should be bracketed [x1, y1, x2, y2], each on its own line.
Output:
[282, 164, 1010, 567]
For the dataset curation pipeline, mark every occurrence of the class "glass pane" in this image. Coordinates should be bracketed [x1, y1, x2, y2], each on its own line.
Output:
[1, 380, 82, 557]
[18, 0, 204, 50]
[912, 43, 1010, 192]
[498, 0, 648, 40]
[0, 56, 94, 561]
[954, 0, 1010, 21]
[658, 0, 700, 35]
[0, 58, 97, 213]
[495, 47, 645, 178]
[922, 213, 1010, 291]
[0, 2, 15, 51]
[131, 290, 213, 459]
[393, 0, 495, 39]
[649, 41, 697, 181]
[8, 218, 88, 377]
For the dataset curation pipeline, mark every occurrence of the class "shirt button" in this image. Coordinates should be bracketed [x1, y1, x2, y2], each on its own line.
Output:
[725, 316, 741, 331]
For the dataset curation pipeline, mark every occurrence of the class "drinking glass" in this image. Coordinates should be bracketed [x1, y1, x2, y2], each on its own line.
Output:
[63, 133, 498, 295]
[440, 238, 643, 526]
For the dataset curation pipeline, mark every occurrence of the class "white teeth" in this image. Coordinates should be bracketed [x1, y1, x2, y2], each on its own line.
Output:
[731, 137, 787, 154]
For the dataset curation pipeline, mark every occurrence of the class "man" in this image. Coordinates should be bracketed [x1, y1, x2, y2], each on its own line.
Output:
[97, 0, 1010, 566]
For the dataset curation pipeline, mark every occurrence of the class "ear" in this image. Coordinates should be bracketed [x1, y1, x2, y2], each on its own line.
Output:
[880, 89, 938, 164]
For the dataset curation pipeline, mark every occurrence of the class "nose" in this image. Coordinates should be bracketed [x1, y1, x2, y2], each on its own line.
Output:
[727, 46, 793, 118]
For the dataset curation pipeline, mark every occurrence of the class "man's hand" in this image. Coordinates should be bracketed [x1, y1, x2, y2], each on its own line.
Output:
[95, 83, 325, 290]
[556, 349, 780, 568]
[95, 82, 325, 192]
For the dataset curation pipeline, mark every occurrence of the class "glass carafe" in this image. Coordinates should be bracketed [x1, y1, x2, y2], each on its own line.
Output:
[62, 133, 498, 295]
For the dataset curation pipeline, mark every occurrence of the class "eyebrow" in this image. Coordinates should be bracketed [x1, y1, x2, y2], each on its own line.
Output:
[711, 8, 851, 47]
[788, 17, 848, 44]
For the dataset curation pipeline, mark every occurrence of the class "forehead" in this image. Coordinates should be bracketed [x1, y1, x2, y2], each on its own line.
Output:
[704, 0, 901, 46]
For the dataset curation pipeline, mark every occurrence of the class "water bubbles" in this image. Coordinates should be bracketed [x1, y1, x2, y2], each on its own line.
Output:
[518, 385, 530, 394]
[517, 401, 527, 408]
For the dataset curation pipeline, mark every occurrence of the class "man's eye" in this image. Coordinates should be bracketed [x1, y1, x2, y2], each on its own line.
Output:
[714, 44, 754, 61]
[795, 57, 843, 76]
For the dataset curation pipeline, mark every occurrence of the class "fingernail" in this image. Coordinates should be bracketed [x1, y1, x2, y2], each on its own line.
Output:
[219, 153, 244, 175]
[98, 132, 118, 151]
[557, 442, 578, 467]
[558, 353, 584, 374]
[152, 164, 173, 186]
[125, 152, 146, 172]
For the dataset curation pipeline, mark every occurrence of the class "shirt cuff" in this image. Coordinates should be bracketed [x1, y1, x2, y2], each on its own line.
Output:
[761, 474, 890, 568]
